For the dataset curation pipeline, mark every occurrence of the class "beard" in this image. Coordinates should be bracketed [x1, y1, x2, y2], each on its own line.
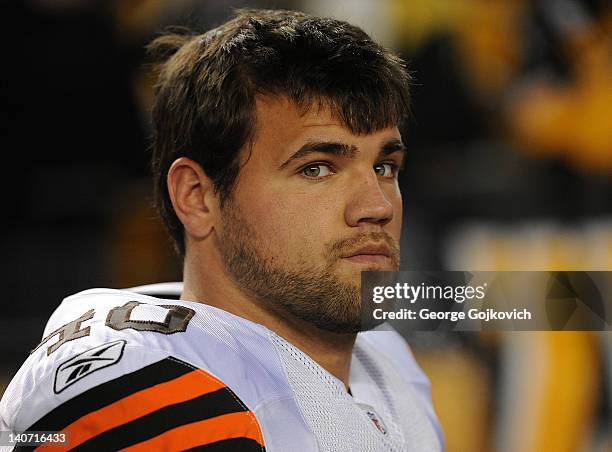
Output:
[217, 198, 400, 333]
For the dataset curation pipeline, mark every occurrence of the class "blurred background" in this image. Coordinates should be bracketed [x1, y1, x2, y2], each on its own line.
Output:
[1, 0, 610, 451]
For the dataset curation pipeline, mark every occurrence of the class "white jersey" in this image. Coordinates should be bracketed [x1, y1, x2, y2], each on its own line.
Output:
[1, 283, 443, 451]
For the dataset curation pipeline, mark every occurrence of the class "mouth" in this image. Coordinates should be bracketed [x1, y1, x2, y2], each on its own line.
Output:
[342, 244, 393, 265]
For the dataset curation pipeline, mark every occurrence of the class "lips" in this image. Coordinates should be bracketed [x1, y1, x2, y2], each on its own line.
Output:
[342, 244, 393, 265]
[344, 244, 391, 258]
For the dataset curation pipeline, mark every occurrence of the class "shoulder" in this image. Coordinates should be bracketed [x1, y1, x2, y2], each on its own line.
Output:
[0, 285, 281, 451]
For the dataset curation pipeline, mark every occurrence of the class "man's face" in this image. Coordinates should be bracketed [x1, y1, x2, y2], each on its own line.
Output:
[216, 97, 404, 333]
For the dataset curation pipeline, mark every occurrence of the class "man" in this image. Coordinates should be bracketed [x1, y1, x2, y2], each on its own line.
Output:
[1, 9, 443, 451]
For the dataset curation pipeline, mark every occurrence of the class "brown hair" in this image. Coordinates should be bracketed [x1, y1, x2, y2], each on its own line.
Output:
[148, 9, 411, 256]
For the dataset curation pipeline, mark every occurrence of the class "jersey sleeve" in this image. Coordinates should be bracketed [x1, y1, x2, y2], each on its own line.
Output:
[22, 356, 264, 451]
[0, 293, 266, 452]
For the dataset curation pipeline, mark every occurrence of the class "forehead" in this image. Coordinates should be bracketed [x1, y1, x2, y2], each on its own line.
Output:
[249, 96, 402, 162]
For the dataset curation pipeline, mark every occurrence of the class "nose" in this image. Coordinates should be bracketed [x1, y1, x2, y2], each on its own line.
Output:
[344, 173, 395, 228]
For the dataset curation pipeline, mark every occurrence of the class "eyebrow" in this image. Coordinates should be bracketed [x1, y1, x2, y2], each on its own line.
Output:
[278, 138, 406, 170]
[381, 138, 407, 157]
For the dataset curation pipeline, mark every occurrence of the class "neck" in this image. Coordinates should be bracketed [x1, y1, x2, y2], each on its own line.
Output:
[181, 251, 356, 389]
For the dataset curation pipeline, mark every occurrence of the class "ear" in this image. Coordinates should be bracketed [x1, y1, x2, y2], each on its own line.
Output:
[167, 157, 219, 243]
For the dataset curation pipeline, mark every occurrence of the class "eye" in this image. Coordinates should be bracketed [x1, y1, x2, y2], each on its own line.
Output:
[374, 162, 397, 178]
[301, 163, 333, 178]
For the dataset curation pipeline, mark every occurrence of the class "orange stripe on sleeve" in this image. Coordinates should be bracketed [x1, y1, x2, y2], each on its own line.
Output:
[36, 369, 225, 452]
[118, 411, 265, 452]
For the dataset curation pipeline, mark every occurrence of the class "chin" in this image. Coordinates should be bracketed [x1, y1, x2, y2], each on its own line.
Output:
[337, 264, 392, 282]
[310, 314, 386, 334]
[309, 317, 363, 334]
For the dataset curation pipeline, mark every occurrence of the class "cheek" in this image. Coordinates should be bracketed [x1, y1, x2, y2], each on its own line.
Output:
[237, 188, 298, 243]
[390, 190, 403, 239]
[241, 187, 337, 259]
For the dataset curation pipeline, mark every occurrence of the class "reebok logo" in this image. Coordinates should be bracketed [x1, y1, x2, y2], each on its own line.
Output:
[54, 340, 126, 393]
